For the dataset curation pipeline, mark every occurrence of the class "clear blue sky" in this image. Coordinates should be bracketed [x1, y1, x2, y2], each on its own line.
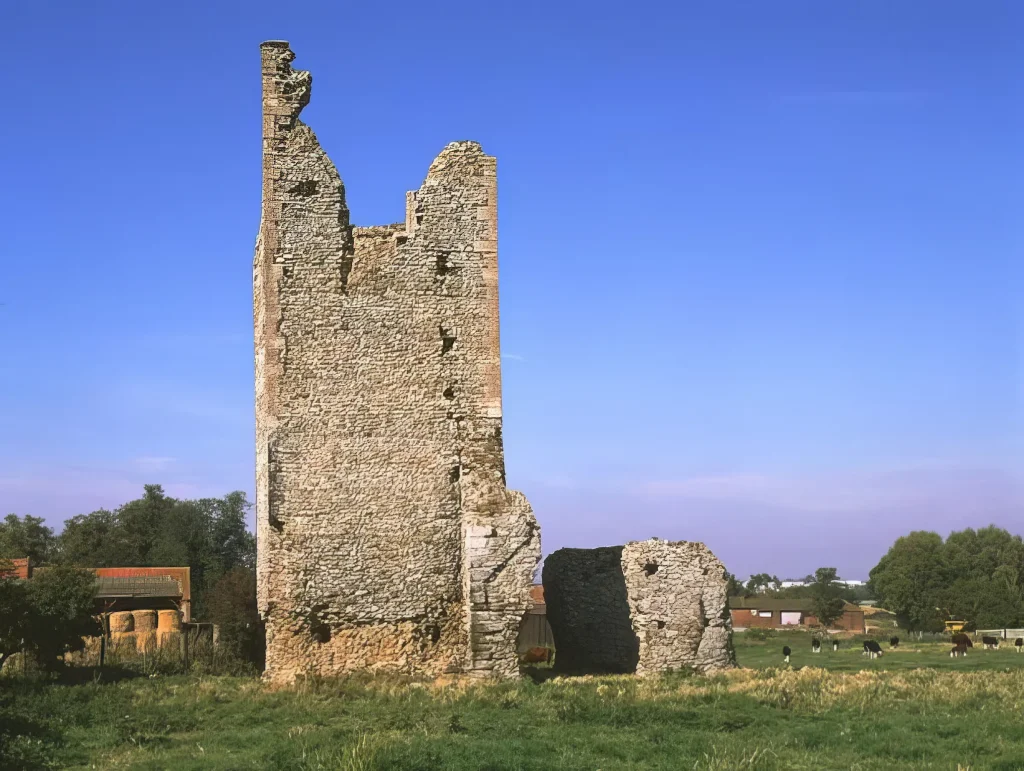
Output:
[0, 1, 1019, 579]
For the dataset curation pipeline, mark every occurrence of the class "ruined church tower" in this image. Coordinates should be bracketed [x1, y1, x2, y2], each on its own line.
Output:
[254, 41, 540, 683]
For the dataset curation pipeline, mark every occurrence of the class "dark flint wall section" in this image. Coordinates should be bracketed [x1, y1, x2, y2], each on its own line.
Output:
[541, 547, 640, 674]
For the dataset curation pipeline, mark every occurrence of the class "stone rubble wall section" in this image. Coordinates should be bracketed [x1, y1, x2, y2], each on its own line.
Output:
[620, 539, 736, 675]
[254, 41, 539, 684]
[543, 540, 735, 676]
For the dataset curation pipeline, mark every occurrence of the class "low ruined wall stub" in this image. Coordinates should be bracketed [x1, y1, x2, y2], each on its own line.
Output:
[254, 41, 539, 684]
[621, 539, 736, 675]
[543, 540, 735, 676]
[542, 547, 639, 674]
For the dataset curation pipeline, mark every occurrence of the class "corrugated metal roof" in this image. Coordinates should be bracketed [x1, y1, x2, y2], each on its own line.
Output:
[729, 597, 860, 612]
[95, 575, 182, 598]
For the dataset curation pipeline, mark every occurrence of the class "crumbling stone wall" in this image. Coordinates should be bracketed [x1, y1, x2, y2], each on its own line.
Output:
[544, 539, 735, 675]
[254, 41, 540, 684]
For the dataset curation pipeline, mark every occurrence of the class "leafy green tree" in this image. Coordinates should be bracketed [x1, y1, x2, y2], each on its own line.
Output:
[116, 484, 176, 566]
[723, 571, 744, 597]
[24, 567, 100, 670]
[206, 492, 256, 574]
[744, 573, 781, 595]
[0, 515, 55, 567]
[53, 487, 255, 621]
[0, 572, 32, 671]
[54, 510, 124, 567]
[206, 567, 264, 669]
[869, 531, 947, 632]
[809, 567, 847, 628]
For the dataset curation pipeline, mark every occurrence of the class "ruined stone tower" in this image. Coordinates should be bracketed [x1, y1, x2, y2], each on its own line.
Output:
[254, 41, 540, 683]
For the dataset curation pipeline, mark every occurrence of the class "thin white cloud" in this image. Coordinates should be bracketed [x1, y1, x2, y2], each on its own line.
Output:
[502, 353, 526, 362]
[640, 466, 1023, 514]
[132, 456, 176, 472]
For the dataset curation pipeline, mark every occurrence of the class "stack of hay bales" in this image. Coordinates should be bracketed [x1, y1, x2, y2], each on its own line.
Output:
[157, 609, 182, 649]
[133, 610, 158, 653]
[110, 611, 136, 653]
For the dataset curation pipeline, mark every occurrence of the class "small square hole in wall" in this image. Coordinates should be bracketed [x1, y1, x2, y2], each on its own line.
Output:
[644, 563, 659, 576]
[440, 327, 456, 354]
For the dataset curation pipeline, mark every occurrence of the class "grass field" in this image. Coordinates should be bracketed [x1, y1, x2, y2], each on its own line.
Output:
[735, 630, 1024, 672]
[2, 632, 1023, 770]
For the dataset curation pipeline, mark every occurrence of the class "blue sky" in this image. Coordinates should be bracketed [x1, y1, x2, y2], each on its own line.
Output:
[0, 1, 1019, 579]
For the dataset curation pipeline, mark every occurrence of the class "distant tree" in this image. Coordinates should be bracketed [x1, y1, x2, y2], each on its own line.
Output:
[745, 573, 781, 595]
[723, 571, 744, 597]
[809, 567, 846, 629]
[23, 566, 100, 670]
[206, 567, 264, 669]
[206, 491, 256, 573]
[54, 487, 255, 621]
[0, 514, 55, 567]
[116, 485, 176, 566]
[54, 510, 124, 567]
[870, 527, 1024, 631]
[870, 531, 952, 632]
[0, 572, 32, 671]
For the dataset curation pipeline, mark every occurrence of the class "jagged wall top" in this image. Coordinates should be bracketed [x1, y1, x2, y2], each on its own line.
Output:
[260, 41, 311, 124]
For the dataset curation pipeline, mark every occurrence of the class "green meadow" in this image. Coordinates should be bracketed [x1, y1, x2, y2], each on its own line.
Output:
[2, 631, 1023, 770]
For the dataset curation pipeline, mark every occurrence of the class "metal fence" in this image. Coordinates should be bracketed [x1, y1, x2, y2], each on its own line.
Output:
[975, 629, 1024, 640]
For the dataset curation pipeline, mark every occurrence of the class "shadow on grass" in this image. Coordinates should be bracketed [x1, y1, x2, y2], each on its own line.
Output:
[0, 691, 61, 770]
[521, 665, 563, 684]
[53, 664, 146, 686]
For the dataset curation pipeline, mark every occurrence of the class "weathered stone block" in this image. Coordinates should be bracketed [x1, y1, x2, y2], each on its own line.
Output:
[543, 539, 735, 676]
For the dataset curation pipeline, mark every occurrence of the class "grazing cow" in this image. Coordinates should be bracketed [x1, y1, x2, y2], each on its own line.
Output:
[811, 638, 821, 653]
[520, 647, 553, 665]
[865, 640, 883, 659]
[889, 636, 899, 649]
[782, 645, 792, 663]
[832, 639, 839, 652]
[982, 636, 1000, 650]
[950, 644, 968, 658]
[1014, 638, 1022, 653]
[952, 633, 973, 649]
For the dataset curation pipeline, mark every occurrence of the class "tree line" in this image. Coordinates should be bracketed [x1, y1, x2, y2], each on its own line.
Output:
[869, 526, 1024, 632]
[727, 524, 1024, 633]
[0, 485, 262, 668]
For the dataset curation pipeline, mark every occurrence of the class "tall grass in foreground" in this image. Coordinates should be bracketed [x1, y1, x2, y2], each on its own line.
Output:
[2, 663, 1023, 770]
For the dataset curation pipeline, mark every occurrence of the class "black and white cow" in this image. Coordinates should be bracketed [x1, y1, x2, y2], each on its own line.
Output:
[1015, 637, 1022, 653]
[950, 644, 968, 658]
[982, 636, 1000, 650]
[864, 640, 883, 659]
[832, 639, 839, 652]
[811, 638, 821, 653]
[889, 636, 899, 649]
[782, 645, 792, 664]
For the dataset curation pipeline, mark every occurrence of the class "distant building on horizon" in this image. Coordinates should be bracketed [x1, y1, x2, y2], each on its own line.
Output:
[729, 597, 866, 633]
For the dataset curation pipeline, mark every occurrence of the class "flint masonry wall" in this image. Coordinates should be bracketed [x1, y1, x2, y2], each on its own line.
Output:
[543, 540, 735, 675]
[542, 547, 640, 674]
[254, 41, 540, 684]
